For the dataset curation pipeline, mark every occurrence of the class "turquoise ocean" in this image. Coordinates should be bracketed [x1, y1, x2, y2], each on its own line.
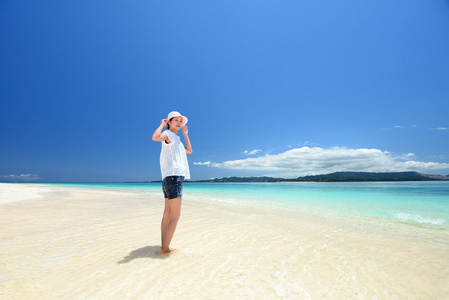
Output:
[33, 181, 449, 230]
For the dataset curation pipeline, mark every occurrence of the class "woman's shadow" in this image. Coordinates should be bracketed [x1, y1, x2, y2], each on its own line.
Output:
[118, 245, 167, 264]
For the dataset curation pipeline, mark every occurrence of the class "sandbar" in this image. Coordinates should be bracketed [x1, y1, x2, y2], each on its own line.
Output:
[1, 183, 448, 299]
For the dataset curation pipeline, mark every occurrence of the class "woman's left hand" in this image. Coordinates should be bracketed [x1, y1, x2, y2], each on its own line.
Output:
[182, 126, 188, 135]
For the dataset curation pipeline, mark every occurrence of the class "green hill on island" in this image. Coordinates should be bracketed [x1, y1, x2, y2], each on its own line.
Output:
[196, 172, 448, 182]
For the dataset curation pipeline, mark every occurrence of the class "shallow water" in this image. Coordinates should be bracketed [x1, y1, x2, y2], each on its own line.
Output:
[30, 181, 449, 229]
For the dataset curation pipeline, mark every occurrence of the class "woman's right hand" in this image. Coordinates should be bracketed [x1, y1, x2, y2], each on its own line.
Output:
[161, 119, 167, 126]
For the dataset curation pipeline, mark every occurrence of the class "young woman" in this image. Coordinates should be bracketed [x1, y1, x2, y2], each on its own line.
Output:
[152, 111, 192, 255]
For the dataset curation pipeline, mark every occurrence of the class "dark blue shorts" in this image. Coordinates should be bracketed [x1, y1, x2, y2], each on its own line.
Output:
[162, 176, 185, 199]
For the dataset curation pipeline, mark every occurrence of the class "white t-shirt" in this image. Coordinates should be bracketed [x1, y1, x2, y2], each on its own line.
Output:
[160, 130, 190, 180]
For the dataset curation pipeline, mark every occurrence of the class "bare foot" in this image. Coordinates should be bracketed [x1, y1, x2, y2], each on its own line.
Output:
[160, 248, 178, 255]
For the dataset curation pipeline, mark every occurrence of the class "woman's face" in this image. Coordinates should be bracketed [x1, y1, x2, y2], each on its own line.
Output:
[169, 116, 183, 130]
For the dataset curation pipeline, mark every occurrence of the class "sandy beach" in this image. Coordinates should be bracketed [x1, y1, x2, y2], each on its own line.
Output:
[1, 183, 448, 299]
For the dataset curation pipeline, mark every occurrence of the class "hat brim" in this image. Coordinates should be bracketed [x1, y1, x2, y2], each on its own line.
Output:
[166, 116, 188, 126]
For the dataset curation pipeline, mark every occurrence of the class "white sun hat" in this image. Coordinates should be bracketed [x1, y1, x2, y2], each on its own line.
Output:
[167, 111, 188, 126]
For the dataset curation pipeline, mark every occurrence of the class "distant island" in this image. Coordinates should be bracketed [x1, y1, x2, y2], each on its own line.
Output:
[195, 172, 449, 183]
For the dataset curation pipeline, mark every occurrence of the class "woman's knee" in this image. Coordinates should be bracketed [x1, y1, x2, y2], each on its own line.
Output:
[170, 212, 180, 222]
[162, 210, 170, 220]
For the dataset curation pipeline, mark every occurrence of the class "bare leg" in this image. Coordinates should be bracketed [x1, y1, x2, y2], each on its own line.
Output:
[161, 198, 170, 246]
[161, 197, 182, 254]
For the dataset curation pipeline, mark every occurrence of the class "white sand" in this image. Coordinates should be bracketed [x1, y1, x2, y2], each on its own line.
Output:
[1, 183, 448, 299]
[0, 183, 50, 204]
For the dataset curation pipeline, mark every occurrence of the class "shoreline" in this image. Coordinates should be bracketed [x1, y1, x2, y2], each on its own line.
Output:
[1, 183, 448, 299]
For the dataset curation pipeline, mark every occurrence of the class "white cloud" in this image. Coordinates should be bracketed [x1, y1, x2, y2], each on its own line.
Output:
[432, 127, 448, 131]
[385, 125, 417, 130]
[194, 161, 225, 167]
[430, 154, 448, 161]
[1, 174, 40, 181]
[193, 161, 211, 166]
[243, 149, 262, 155]
[397, 153, 416, 160]
[197, 147, 449, 176]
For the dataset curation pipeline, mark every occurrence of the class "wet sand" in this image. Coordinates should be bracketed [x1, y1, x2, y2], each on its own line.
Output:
[1, 183, 448, 299]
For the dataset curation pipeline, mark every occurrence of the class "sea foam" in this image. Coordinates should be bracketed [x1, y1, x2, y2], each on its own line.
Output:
[393, 213, 446, 225]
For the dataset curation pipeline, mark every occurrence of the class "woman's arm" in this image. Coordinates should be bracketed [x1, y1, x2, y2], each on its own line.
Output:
[152, 120, 168, 142]
[182, 126, 193, 154]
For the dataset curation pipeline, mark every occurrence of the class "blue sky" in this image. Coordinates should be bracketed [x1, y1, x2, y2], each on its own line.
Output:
[1, 0, 449, 182]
